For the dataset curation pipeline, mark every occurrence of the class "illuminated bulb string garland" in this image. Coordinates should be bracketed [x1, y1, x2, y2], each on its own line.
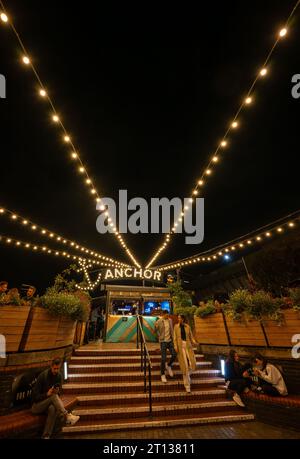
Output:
[155, 211, 300, 271]
[145, 0, 300, 269]
[0, 234, 118, 268]
[0, 205, 129, 268]
[0, 1, 141, 268]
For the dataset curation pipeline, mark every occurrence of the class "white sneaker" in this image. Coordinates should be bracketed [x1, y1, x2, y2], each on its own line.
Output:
[66, 413, 80, 425]
[161, 374, 167, 383]
[233, 393, 246, 407]
[165, 365, 174, 378]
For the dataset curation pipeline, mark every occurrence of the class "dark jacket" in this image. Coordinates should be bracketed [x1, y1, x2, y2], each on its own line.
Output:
[225, 360, 250, 381]
[31, 368, 62, 403]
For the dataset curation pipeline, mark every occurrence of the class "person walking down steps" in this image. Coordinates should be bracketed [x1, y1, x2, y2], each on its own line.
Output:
[174, 314, 197, 393]
[155, 310, 177, 383]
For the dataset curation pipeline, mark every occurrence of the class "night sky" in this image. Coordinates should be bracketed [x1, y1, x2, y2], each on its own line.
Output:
[0, 0, 299, 293]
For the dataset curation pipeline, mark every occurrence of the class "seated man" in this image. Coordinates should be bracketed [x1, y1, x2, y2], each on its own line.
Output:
[31, 358, 79, 439]
[0, 280, 8, 301]
[22, 284, 37, 305]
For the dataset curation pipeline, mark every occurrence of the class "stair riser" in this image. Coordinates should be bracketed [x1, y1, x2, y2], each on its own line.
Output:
[63, 383, 221, 395]
[73, 352, 201, 358]
[70, 357, 205, 365]
[67, 373, 219, 383]
[75, 406, 243, 422]
[62, 414, 255, 436]
[77, 394, 227, 407]
[68, 364, 211, 374]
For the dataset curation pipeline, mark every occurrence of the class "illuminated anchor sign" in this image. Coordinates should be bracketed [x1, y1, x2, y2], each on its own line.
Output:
[103, 267, 162, 282]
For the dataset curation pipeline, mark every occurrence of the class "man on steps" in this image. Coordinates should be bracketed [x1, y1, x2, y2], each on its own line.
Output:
[155, 310, 177, 383]
[31, 358, 80, 439]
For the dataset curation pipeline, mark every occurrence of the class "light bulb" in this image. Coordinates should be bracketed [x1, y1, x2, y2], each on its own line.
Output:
[279, 28, 287, 37]
[232, 121, 238, 128]
[53, 115, 59, 122]
[0, 13, 8, 22]
[245, 97, 252, 104]
[39, 89, 47, 97]
[22, 56, 30, 65]
[260, 68, 267, 76]
[220, 140, 227, 147]
[64, 135, 70, 142]
[212, 156, 218, 162]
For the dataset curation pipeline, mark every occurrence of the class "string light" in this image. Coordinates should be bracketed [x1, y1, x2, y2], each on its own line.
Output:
[279, 28, 287, 37]
[145, 1, 300, 269]
[0, 205, 130, 268]
[0, 12, 8, 22]
[0, 1, 141, 267]
[156, 213, 299, 271]
[22, 56, 30, 65]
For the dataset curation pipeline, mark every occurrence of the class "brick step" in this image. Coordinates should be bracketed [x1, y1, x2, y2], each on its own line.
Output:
[71, 400, 241, 422]
[62, 378, 225, 395]
[76, 389, 227, 407]
[69, 355, 205, 365]
[67, 369, 221, 383]
[73, 349, 199, 357]
[62, 411, 255, 435]
[68, 361, 211, 373]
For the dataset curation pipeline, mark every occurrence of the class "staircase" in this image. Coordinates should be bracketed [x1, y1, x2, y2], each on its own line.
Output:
[62, 346, 254, 436]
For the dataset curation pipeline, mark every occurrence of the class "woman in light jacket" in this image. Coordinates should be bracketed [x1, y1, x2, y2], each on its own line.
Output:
[253, 353, 288, 396]
[174, 314, 197, 393]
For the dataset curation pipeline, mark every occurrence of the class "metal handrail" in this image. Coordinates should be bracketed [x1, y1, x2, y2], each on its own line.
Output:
[136, 314, 153, 416]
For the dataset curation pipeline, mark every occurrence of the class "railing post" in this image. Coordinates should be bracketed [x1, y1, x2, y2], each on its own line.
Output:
[136, 315, 139, 349]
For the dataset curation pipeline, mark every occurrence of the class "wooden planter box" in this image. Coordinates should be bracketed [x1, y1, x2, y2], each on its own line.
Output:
[21, 308, 77, 352]
[21, 307, 60, 351]
[55, 317, 76, 348]
[263, 309, 300, 347]
[0, 305, 31, 353]
[194, 313, 229, 345]
[225, 314, 267, 346]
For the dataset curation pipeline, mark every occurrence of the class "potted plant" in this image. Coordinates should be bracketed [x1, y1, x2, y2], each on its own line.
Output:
[224, 290, 267, 346]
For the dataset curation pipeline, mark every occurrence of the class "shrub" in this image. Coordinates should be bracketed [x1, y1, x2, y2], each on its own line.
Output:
[289, 288, 300, 311]
[195, 300, 216, 318]
[248, 290, 282, 322]
[39, 291, 89, 321]
[225, 289, 251, 321]
[226, 289, 283, 322]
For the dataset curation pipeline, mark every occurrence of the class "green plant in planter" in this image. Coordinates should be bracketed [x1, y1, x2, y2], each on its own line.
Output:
[225, 289, 251, 321]
[195, 300, 216, 318]
[248, 290, 283, 322]
[289, 288, 300, 311]
[39, 291, 89, 322]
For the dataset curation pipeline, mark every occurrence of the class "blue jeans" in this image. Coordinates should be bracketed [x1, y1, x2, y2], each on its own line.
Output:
[160, 341, 177, 375]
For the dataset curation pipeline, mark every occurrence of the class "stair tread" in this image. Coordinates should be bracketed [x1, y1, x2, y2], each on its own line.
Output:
[63, 377, 225, 389]
[63, 411, 255, 433]
[76, 389, 226, 402]
[73, 401, 236, 415]
[69, 362, 211, 368]
[68, 369, 220, 378]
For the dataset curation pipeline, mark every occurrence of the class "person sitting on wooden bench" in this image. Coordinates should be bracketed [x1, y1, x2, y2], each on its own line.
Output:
[31, 358, 80, 439]
[250, 353, 288, 397]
